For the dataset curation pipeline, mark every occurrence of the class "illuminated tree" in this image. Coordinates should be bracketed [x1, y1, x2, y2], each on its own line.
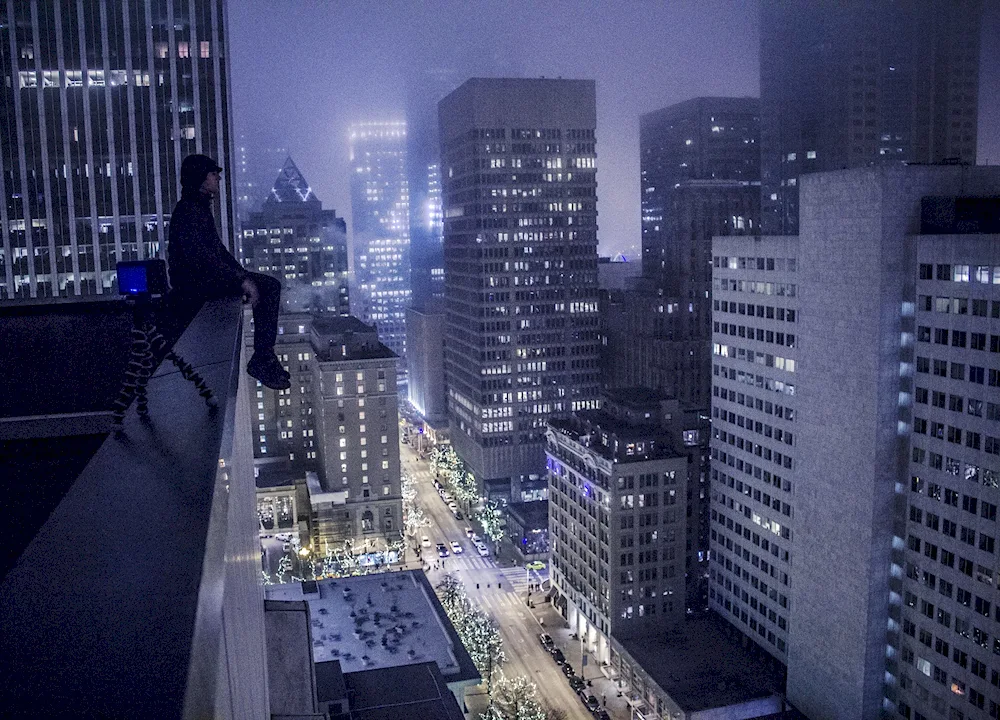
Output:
[436, 575, 505, 688]
[401, 474, 429, 538]
[483, 674, 547, 720]
[477, 499, 506, 543]
[453, 469, 478, 507]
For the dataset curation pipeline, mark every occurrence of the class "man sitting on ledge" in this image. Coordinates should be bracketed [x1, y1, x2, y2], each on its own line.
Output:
[167, 154, 291, 390]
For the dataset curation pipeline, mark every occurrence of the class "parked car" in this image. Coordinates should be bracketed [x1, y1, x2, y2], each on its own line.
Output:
[550, 648, 565, 664]
[447, 501, 458, 512]
[436, 543, 449, 558]
[450, 540, 464, 554]
[455, 511, 464, 520]
[471, 532, 481, 543]
[583, 695, 599, 711]
[421, 536, 431, 548]
[538, 633, 553, 649]
[595, 710, 610, 720]
[568, 675, 585, 693]
[561, 663, 575, 677]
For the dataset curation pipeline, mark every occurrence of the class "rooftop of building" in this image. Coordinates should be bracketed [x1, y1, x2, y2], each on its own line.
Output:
[615, 614, 785, 713]
[264, 571, 479, 683]
[549, 412, 683, 465]
[311, 315, 397, 362]
[505, 500, 549, 529]
[255, 458, 299, 489]
[338, 661, 465, 720]
[640, 95, 760, 125]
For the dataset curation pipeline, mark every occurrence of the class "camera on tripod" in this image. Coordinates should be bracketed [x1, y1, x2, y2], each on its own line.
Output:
[117, 259, 170, 300]
[111, 259, 216, 428]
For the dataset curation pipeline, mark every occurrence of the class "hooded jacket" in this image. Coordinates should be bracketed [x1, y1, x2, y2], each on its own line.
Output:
[167, 188, 247, 299]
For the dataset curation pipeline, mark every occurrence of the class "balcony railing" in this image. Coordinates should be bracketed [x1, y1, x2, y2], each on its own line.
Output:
[0, 298, 266, 719]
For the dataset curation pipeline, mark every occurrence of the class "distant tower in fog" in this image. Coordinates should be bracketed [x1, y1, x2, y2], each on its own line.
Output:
[759, 0, 984, 234]
[349, 122, 411, 372]
[241, 157, 349, 316]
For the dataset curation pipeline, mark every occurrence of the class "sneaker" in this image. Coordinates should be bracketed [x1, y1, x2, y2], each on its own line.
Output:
[247, 351, 291, 390]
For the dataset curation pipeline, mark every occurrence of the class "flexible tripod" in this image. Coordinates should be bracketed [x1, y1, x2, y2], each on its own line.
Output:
[111, 296, 216, 428]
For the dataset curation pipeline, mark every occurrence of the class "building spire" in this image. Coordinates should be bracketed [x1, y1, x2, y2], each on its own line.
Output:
[265, 156, 319, 205]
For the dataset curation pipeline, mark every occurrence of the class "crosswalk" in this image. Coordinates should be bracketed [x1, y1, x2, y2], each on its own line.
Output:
[429, 555, 547, 594]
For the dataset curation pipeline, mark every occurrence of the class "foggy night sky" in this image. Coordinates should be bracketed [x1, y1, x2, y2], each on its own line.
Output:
[229, 0, 1000, 258]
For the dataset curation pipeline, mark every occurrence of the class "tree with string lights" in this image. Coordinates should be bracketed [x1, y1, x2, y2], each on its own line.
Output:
[482, 673, 547, 720]
[477, 499, 506, 543]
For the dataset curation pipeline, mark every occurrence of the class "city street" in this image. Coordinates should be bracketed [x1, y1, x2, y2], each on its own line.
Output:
[399, 440, 602, 720]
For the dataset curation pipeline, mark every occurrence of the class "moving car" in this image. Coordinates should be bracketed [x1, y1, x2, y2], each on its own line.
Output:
[464, 527, 474, 537]
[436, 543, 449, 558]
[475, 543, 489, 557]
[470, 533, 481, 543]
[450, 540, 463, 554]
[421, 536, 431, 548]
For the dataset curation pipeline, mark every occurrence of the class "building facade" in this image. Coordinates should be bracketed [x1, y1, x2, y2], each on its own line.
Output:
[247, 312, 319, 471]
[0, 0, 235, 300]
[311, 316, 402, 552]
[609, 97, 762, 410]
[406, 304, 446, 424]
[242, 157, 350, 316]
[640, 97, 760, 282]
[439, 78, 601, 501]
[349, 122, 411, 367]
[547, 391, 690, 665]
[709, 166, 1000, 720]
[759, 0, 984, 235]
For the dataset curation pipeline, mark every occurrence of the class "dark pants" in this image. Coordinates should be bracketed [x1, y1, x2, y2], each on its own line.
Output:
[247, 271, 280, 352]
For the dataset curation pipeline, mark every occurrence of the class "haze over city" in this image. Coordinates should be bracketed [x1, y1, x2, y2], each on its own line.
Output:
[229, 0, 1000, 258]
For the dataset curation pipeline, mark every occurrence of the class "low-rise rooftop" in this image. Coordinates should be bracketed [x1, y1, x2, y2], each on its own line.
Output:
[265, 571, 478, 683]
[341, 661, 465, 720]
[615, 614, 785, 714]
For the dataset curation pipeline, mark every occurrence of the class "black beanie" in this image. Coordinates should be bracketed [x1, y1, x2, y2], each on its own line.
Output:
[180, 154, 223, 190]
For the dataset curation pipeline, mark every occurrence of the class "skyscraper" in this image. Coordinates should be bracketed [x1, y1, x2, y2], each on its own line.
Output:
[640, 97, 760, 282]
[349, 122, 411, 370]
[406, 68, 462, 309]
[709, 165, 1000, 719]
[242, 157, 349, 316]
[602, 98, 759, 408]
[759, 0, 984, 235]
[439, 78, 601, 502]
[0, 0, 235, 300]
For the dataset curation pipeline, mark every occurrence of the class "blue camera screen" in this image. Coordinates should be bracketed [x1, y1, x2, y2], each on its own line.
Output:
[117, 263, 148, 295]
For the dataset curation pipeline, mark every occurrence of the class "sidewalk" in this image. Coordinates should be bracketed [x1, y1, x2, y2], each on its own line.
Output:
[529, 601, 632, 720]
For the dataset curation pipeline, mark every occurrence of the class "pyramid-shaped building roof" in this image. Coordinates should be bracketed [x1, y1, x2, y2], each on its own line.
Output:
[264, 157, 320, 205]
